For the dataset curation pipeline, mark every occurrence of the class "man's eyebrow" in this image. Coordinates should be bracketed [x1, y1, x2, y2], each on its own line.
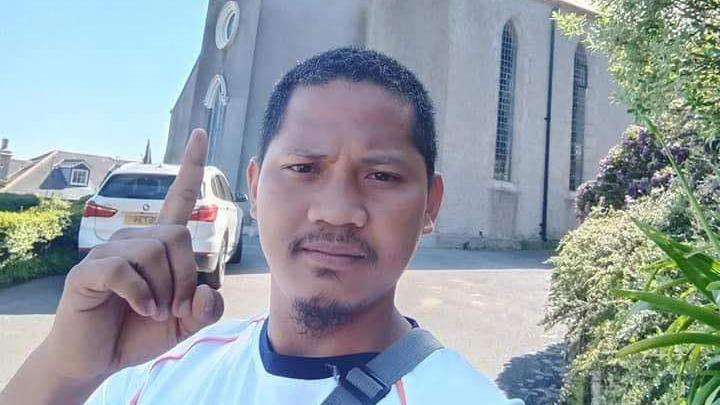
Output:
[280, 148, 327, 160]
[280, 148, 410, 166]
[361, 154, 409, 166]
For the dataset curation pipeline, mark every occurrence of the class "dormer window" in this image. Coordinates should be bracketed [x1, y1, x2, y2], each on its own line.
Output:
[70, 168, 89, 186]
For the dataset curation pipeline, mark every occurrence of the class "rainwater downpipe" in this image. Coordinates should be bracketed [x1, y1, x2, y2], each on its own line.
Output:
[540, 8, 558, 242]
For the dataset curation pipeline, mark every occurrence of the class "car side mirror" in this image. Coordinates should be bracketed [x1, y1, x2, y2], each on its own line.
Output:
[234, 192, 248, 202]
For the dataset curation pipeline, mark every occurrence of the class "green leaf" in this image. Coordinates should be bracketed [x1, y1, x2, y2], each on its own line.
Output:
[643, 258, 680, 290]
[650, 128, 720, 255]
[685, 245, 717, 259]
[641, 258, 678, 275]
[617, 333, 720, 358]
[653, 277, 689, 294]
[703, 384, 720, 405]
[614, 289, 720, 329]
[687, 345, 705, 375]
[667, 315, 695, 334]
[692, 375, 720, 405]
[633, 220, 720, 303]
[708, 281, 720, 291]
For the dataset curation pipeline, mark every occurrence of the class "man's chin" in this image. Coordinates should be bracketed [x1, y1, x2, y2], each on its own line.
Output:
[291, 294, 368, 337]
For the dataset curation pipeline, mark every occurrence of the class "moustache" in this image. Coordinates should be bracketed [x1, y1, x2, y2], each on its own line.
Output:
[289, 228, 378, 263]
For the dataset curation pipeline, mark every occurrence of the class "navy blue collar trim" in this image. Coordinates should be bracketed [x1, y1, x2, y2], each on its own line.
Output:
[259, 317, 419, 380]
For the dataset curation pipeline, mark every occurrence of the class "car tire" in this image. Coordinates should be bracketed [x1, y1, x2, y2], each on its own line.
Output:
[200, 237, 226, 290]
[228, 225, 243, 264]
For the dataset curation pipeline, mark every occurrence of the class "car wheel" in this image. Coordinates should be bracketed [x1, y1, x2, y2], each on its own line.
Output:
[200, 237, 227, 290]
[228, 225, 243, 264]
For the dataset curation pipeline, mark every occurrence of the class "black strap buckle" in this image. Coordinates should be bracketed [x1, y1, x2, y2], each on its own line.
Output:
[340, 365, 392, 404]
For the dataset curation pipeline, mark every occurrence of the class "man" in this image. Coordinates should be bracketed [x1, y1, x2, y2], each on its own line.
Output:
[1, 48, 520, 404]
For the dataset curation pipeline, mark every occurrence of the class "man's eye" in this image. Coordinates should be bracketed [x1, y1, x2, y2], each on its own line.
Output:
[286, 164, 314, 173]
[369, 172, 400, 182]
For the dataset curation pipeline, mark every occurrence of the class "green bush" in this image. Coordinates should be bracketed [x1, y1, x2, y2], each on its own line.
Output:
[0, 193, 41, 212]
[0, 199, 71, 261]
[0, 198, 80, 288]
[0, 247, 78, 287]
[54, 195, 90, 249]
[546, 120, 720, 402]
[544, 191, 691, 404]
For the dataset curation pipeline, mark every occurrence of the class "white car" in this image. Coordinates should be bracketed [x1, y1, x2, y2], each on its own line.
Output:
[78, 162, 246, 289]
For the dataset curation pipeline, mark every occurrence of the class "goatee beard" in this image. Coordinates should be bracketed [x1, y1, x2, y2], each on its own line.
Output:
[291, 295, 368, 338]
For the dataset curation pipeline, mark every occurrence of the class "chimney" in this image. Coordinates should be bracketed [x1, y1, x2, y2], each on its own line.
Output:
[0, 138, 12, 182]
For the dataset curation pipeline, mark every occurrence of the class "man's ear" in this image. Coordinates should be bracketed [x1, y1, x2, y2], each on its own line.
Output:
[246, 157, 261, 219]
[422, 173, 444, 234]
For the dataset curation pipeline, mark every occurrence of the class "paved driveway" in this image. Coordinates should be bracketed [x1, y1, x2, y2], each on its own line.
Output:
[0, 243, 561, 391]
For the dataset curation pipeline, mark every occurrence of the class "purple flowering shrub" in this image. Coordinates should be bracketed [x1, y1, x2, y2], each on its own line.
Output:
[575, 125, 689, 220]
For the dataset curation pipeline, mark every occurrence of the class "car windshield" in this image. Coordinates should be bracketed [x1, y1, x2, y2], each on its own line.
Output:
[98, 174, 177, 200]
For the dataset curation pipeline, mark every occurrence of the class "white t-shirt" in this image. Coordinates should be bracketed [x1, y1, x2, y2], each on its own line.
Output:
[85, 316, 523, 404]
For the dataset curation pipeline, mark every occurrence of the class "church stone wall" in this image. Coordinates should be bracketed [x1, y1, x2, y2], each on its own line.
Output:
[165, 0, 632, 247]
[366, 0, 631, 247]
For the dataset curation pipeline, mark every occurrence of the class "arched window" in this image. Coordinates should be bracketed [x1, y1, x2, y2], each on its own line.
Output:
[215, 1, 240, 50]
[569, 44, 588, 190]
[494, 21, 517, 182]
[204, 75, 228, 165]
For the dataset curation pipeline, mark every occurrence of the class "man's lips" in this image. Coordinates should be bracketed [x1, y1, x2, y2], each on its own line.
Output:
[298, 242, 367, 269]
[299, 242, 367, 257]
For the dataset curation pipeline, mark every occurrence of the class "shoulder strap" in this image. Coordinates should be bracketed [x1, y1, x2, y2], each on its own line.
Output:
[321, 328, 443, 405]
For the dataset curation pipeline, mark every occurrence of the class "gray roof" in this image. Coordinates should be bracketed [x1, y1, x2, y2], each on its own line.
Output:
[7, 159, 33, 178]
[55, 159, 88, 169]
[1, 151, 133, 200]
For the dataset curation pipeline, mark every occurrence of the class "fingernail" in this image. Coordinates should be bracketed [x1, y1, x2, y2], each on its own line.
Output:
[203, 295, 215, 316]
[145, 300, 158, 317]
[180, 300, 192, 318]
[157, 306, 170, 321]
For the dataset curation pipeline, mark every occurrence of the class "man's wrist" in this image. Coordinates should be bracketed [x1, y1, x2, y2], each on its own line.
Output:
[1, 342, 108, 405]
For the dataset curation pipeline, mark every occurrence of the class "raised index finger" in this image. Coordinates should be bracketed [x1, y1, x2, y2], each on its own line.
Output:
[158, 128, 208, 225]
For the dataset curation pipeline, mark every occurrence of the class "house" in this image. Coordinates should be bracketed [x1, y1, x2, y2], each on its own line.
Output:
[163, 0, 632, 247]
[0, 139, 129, 200]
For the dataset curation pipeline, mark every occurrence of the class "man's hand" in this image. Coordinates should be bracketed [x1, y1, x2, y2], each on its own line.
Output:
[0, 129, 224, 404]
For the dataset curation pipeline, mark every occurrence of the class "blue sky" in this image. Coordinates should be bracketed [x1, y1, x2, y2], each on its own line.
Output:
[0, 0, 209, 161]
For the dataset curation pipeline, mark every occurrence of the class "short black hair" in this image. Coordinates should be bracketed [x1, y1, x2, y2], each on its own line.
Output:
[257, 47, 437, 185]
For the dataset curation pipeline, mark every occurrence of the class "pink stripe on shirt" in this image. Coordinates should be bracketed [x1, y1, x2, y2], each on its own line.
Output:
[128, 318, 265, 405]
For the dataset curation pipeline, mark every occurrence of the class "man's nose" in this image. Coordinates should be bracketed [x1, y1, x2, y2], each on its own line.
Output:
[307, 176, 368, 228]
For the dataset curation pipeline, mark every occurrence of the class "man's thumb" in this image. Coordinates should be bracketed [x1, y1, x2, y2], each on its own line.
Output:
[181, 284, 224, 337]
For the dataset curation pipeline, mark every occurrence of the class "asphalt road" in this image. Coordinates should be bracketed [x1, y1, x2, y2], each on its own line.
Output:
[0, 243, 561, 391]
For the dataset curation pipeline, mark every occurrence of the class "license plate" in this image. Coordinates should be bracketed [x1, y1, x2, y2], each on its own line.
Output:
[124, 213, 158, 226]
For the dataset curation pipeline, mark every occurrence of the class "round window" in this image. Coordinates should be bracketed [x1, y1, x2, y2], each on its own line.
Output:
[215, 1, 240, 50]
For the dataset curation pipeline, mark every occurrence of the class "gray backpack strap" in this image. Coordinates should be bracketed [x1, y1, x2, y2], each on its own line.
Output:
[321, 328, 443, 405]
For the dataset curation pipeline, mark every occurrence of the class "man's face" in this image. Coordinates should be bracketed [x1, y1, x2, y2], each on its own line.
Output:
[247, 79, 443, 311]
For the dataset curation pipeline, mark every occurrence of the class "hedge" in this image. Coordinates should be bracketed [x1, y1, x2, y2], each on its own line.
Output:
[0, 197, 84, 287]
[0, 193, 41, 212]
[543, 191, 692, 404]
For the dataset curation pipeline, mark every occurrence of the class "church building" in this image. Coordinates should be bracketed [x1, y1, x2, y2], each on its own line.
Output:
[164, 0, 631, 247]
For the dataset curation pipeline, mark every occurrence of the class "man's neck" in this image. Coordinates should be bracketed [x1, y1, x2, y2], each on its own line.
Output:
[267, 286, 411, 357]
